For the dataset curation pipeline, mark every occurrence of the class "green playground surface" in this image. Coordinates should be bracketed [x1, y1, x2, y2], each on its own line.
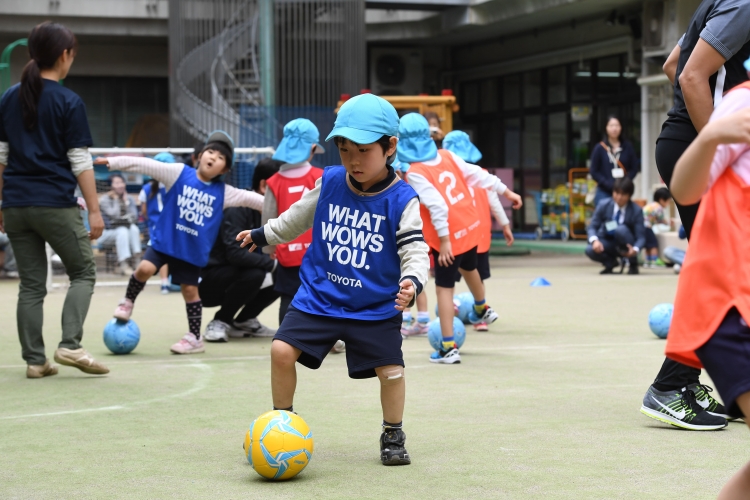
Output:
[0, 254, 745, 499]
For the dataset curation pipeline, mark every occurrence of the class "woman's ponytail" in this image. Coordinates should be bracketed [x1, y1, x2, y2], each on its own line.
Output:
[18, 22, 78, 131]
[19, 59, 43, 130]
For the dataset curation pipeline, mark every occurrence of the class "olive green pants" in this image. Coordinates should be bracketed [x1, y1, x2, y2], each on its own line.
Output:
[4, 207, 96, 365]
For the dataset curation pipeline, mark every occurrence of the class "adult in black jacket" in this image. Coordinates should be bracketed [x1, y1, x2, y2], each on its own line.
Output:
[200, 159, 282, 342]
[589, 116, 639, 207]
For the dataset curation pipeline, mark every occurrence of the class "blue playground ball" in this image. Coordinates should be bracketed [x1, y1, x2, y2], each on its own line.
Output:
[435, 292, 474, 324]
[648, 303, 673, 339]
[103, 319, 141, 354]
[427, 317, 466, 351]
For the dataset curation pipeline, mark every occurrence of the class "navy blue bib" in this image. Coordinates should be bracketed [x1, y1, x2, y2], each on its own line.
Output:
[151, 166, 225, 267]
[293, 166, 418, 320]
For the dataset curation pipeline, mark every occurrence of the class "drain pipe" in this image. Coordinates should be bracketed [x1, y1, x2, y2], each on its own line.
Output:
[259, 0, 276, 140]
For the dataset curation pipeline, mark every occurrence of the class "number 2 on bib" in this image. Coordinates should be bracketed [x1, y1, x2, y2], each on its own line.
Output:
[439, 171, 465, 205]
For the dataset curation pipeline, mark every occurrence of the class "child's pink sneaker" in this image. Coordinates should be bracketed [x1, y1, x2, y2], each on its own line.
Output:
[473, 322, 488, 332]
[401, 322, 429, 338]
[170, 334, 205, 354]
[113, 299, 134, 321]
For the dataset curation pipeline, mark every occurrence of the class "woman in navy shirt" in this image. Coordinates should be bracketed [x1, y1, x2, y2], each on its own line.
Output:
[0, 22, 108, 378]
[589, 116, 640, 207]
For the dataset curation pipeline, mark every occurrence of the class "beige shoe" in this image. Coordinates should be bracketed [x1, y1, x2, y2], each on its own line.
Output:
[26, 359, 59, 379]
[54, 348, 110, 375]
[119, 262, 134, 276]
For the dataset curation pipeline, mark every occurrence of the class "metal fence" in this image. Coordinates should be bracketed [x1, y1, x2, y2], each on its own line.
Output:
[169, 0, 366, 150]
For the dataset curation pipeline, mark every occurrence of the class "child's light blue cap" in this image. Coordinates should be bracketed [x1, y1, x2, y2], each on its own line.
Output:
[443, 130, 482, 164]
[392, 157, 410, 173]
[326, 94, 399, 144]
[744, 56, 750, 72]
[272, 118, 325, 164]
[206, 130, 235, 162]
[153, 152, 175, 163]
[397, 113, 438, 163]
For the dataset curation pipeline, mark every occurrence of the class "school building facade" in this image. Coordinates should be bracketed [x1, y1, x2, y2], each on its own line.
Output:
[368, 0, 701, 227]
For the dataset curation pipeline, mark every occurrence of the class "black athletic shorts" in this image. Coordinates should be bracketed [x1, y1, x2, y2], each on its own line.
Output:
[696, 308, 750, 419]
[274, 305, 403, 379]
[142, 247, 201, 286]
[454, 251, 490, 283]
[432, 246, 478, 288]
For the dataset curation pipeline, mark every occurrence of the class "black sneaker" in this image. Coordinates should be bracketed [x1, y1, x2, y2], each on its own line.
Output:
[687, 383, 739, 420]
[380, 427, 411, 466]
[640, 386, 727, 430]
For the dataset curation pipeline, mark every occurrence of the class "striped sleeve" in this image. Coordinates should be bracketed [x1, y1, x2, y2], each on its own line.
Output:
[107, 157, 184, 190]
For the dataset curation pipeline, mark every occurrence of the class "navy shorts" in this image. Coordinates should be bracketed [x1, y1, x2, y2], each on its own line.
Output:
[142, 247, 201, 286]
[644, 228, 658, 250]
[274, 305, 404, 379]
[432, 246, 478, 288]
[454, 251, 491, 283]
[696, 308, 750, 419]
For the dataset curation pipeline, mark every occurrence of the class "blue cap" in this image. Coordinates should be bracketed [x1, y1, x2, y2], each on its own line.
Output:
[397, 113, 438, 163]
[443, 130, 482, 163]
[326, 94, 399, 144]
[272, 118, 325, 164]
[392, 157, 410, 173]
[745, 56, 750, 72]
[153, 152, 176, 163]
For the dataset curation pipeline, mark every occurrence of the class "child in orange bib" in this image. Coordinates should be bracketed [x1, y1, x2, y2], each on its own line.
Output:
[399, 114, 522, 364]
[668, 78, 750, 498]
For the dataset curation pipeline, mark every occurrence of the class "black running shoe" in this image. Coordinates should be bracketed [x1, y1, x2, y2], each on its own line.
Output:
[380, 427, 411, 466]
[687, 383, 739, 420]
[640, 386, 727, 430]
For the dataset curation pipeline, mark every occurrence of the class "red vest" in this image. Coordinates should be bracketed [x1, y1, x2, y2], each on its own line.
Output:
[469, 185, 492, 254]
[266, 167, 323, 267]
[406, 150, 480, 254]
[666, 81, 750, 368]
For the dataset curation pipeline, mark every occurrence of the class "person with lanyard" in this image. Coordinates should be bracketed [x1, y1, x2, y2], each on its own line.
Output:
[589, 116, 639, 208]
[639, 0, 750, 431]
[0, 22, 109, 378]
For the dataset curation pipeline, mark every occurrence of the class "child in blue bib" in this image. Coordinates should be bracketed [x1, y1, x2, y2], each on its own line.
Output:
[237, 95, 430, 466]
[95, 131, 264, 354]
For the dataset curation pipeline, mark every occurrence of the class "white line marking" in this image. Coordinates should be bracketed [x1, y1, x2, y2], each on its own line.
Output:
[0, 362, 213, 420]
[0, 355, 268, 370]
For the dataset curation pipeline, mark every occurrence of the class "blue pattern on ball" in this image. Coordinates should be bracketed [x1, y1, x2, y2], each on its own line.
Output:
[434, 292, 475, 324]
[648, 303, 673, 339]
[103, 319, 141, 354]
[427, 317, 466, 350]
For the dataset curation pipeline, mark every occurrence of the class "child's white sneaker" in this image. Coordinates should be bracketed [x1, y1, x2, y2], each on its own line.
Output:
[170, 334, 205, 354]
[469, 305, 498, 325]
[400, 321, 429, 338]
[203, 320, 230, 342]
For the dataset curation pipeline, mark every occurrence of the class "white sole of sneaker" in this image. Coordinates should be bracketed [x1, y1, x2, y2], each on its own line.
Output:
[707, 410, 742, 421]
[170, 347, 206, 354]
[429, 355, 461, 364]
[640, 406, 727, 430]
[203, 336, 228, 343]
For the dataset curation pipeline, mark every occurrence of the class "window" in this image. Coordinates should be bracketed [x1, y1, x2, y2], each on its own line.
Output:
[548, 66, 566, 105]
[524, 71, 541, 107]
[503, 75, 521, 110]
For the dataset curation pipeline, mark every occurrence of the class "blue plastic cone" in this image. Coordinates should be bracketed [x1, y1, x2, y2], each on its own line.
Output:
[530, 277, 551, 287]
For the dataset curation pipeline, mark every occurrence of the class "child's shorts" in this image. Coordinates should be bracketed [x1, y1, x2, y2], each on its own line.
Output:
[644, 227, 658, 250]
[142, 247, 201, 286]
[274, 263, 302, 297]
[695, 307, 750, 419]
[477, 252, 490, 281]
[274, 305, 404, 379]
[431, 246, 478, 288]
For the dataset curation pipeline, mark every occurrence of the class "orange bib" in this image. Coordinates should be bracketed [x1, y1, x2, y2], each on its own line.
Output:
[470, 187, 491, 253]
[666, 168, 750, 368]
[407, 150, 480, 254]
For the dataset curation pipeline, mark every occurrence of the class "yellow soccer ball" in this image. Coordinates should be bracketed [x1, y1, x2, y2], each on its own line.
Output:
[244, 410, 314, 480]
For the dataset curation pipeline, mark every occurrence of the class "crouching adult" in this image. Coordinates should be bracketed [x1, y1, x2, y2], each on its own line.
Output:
[586, 177, 645, 275]
[199, 159, 281, 342]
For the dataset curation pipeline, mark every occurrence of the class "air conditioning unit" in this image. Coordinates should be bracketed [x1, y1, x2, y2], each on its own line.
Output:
[642, 0, 703, 58]
[370, 48, 423, 96]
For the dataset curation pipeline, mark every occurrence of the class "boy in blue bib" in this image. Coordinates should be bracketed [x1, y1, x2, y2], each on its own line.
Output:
[238, 95, 430, 465]
[95, 131, 264, 354]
